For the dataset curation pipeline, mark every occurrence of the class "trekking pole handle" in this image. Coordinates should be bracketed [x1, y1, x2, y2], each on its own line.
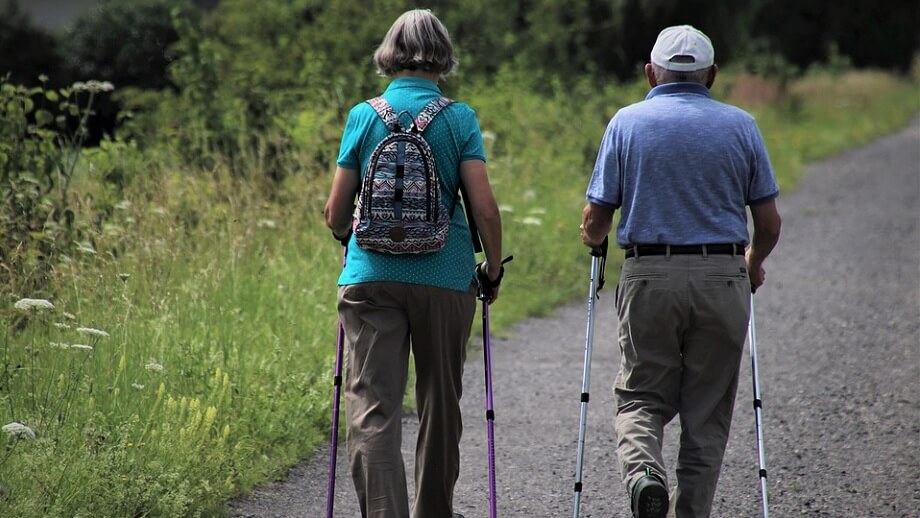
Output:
[589, 236, 608, 258]
[589, 237, 608, 293]
[476, 255, 514, 302]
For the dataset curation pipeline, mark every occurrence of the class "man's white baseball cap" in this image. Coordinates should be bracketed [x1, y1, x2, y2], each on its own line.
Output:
[650, 25, 714, 72]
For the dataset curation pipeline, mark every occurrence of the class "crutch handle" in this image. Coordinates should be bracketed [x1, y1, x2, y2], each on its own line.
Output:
[588, 237, 608, 292]
[589, 236, 609, 258]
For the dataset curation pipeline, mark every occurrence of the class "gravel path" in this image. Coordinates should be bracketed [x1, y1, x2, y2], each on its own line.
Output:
[229, 116, 920, 518]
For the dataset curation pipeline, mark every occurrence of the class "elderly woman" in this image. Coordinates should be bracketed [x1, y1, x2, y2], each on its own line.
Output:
[324, 9, 504, 518]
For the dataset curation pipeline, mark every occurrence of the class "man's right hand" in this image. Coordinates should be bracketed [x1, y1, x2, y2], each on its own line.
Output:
[746, 254, 766, 292]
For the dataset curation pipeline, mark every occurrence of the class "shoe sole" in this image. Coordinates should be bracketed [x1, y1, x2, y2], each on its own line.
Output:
[635, 482, 668, 518]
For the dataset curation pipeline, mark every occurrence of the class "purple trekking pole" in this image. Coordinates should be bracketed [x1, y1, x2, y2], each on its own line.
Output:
[481, 299, 498, 518]
[326, 247, 347, 518]
[477, 256, 513, 518]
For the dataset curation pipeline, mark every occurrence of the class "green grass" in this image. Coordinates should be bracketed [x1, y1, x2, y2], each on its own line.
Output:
[1, 66, 918, 517]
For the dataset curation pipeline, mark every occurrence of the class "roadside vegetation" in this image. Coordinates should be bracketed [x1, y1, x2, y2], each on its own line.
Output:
[1, 1, 918, 516]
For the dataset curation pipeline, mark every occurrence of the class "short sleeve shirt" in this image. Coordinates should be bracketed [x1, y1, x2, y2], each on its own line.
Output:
[586, 82, 779, 248]
[336, 77, 486, 291]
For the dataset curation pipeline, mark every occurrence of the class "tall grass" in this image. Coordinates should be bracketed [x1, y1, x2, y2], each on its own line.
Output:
[1, 67, 917, 516]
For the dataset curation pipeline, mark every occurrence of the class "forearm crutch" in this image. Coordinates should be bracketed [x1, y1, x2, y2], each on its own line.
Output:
[572, 238, 607, 518]
[748, 294, 769, 518]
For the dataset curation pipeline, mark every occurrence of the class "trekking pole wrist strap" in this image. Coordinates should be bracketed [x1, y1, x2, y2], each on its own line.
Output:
[591, 237, 609, 292]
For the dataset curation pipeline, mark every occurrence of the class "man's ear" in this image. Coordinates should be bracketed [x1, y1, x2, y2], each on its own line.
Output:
[706, 64, 718, 89]
[645, 63, 657, 88]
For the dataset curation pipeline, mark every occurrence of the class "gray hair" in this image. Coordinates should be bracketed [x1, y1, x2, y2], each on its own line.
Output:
[373, 9, 458, 78]
[651, 63, 712, 85]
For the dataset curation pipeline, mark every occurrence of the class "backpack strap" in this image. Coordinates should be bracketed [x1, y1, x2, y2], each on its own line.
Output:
[413, 96, 483, 253]
[459, 182, 483, 253]
[367, 97, 399, 130]
[412, 96, 454, 133]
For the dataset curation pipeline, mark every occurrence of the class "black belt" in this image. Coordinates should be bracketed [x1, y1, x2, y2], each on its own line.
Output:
[624, 243, 744, 259]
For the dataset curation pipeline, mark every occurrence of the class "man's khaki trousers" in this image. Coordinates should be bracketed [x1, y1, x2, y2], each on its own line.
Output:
[338, 281, 477, 518]
[614, 253, 751, 517]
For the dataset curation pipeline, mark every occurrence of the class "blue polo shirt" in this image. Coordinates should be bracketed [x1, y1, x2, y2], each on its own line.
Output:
[586, 82, 779, 248]
[336, 77, 486, 291]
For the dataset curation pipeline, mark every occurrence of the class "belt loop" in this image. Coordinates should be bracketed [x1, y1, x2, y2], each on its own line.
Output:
[732, 243, 737, 256]
[632, 245, 639, 260]
[702, 244, 708, 258]
[665, 244, 671, 259]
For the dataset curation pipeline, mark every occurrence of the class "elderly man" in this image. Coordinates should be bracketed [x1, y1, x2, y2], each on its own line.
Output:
[580, 25, 781, 518]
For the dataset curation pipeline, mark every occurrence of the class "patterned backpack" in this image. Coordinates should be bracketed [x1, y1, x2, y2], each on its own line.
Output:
[354, 96, 455, 254]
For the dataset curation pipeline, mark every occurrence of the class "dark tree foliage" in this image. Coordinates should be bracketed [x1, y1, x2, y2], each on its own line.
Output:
[60, 0, 200, 143]
[1, 0, 917, 153]
[827, 1, 919, 72]
[606, 0, 760, 78]
[752, 0, 920, 73]
[62, 0, 198, 90]
[0, 0, 63, 85]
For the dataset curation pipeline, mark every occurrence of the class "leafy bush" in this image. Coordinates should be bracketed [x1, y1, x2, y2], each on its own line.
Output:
[0, 76, 114, 299]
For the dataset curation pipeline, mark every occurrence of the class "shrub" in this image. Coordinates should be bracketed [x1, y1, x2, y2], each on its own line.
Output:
[0, 76, 114, 299]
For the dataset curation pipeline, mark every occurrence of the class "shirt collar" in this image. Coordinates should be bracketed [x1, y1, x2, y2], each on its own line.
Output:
[384, 76, 442, 95]
[646, 82, 712, 100]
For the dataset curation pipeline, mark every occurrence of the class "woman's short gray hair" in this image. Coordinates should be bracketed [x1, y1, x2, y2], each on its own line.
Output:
[373, 9, 458, 78]
[651, 63, 711, 85]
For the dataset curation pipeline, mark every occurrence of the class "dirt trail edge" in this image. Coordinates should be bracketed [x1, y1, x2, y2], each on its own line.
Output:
[229, 116, 920, 518]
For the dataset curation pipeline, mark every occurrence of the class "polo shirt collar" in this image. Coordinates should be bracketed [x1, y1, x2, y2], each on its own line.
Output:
[385, 76, 442, 94]
[646, 82, 711, 100]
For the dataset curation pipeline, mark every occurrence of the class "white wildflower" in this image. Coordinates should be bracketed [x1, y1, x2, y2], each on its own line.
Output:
[523, 189, 537, 201]
[499, 204, 514, 213]
[528, 207, 547, 215]
[131, 383, 145, 390]
[118, 273, 130, 281]
[115, 200, 132, 211]
[14, 298, 54, 311]
[63, 312, 76, 320]
[70, 344, 93, 351]
[53, 322, 71, 329]
[2, 422, 36, 441]
[257, 219, 277, 229]
[49, 342, 72, 349]
[72, 80, 114, 93]
[77, 327, 110, 338]
[520, 216, 543, 226]
[145, 361, 164, 372]
[77, 242, 96, 255]
[151, 206, 167, 215]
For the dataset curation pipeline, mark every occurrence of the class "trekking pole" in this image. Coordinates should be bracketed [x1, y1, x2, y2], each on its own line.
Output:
[748, 293, 769, 518]
[572, 237, 607, 518]
[326, 247, 347, 518]
[478, 256, 513, 518]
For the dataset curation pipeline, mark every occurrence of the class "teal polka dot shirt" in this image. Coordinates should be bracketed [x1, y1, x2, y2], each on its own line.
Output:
[335, 77, 487, 292]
